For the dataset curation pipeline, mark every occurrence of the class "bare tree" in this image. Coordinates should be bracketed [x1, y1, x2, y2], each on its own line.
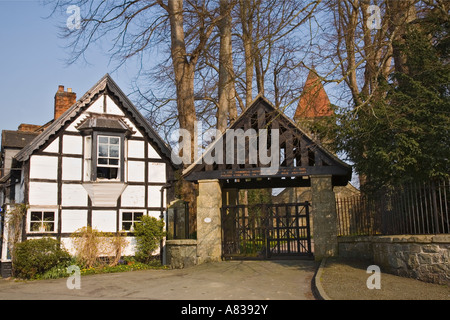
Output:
[234, 0, 321, 110]
[317, 0, 420, 109]
[48, 0, 222, 161]
[49, 0, 321, 142]
[216, 0, 237, 132]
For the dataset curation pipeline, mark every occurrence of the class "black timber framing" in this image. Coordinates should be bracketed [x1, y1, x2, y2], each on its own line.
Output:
[221, 177, 311, 190]
[13, 74, 179, 240]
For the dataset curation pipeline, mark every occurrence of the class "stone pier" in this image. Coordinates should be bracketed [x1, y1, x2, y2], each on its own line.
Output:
[196, 179, 222, 264]
[311, 175, 338, 260]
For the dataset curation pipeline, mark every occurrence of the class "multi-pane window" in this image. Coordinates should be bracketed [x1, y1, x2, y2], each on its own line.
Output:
[122, 211, 144, 231]
[97, 135, 120, 180]
[29, 211, 55, 232]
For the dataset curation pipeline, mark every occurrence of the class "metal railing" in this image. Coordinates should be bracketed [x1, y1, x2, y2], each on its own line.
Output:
[337, 178, 449, 236]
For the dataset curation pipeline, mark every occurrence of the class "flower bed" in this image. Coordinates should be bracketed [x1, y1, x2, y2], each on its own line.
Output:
[37, 258, 167, 280]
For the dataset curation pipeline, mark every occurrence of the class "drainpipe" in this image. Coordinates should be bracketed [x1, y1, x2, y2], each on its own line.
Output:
[160, 183, 172, 219]
[160, 183, 172, 266]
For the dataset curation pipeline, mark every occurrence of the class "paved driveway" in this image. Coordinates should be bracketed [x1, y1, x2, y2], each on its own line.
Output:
[0, 260, 317, 300]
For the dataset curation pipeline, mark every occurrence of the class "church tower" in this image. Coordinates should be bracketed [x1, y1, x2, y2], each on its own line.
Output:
[294, 68, 335, 145]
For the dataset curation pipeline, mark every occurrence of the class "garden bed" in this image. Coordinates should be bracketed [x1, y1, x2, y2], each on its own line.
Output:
[31, 258, 167, 280]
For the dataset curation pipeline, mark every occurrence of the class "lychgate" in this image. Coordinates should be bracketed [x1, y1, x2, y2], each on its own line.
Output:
[183, 95, 352, 262]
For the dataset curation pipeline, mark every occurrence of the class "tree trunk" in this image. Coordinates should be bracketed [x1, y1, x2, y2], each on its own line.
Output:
[166, 0, 198, 231]
[255, 51, 265, 96]
[387, 0, 417, 76]
[239, 0, 254, 107]
[167, 0, 197, 163]
[217, 0, 237, 132]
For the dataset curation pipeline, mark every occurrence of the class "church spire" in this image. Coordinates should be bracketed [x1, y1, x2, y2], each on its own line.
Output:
[294, 69, 333, 122]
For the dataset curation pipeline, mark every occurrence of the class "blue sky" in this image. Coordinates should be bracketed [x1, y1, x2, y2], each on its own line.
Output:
[0, 0, 134, 132]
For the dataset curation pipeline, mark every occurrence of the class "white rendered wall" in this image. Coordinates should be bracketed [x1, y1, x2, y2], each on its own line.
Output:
[148, 186, 164, 208]
[121, 185, 145, 207]
[148, 143, 161, 159]
[61, 210, 88, 233]
[148, 210, 161, 219]
[127, 161, 145, 182]
[62, 184, 88, 206]
[92, 210, 116, 232]
[105, 96, 125, 116]
[29, 155, 58, 180]
[43, 137, 59, 153]
[62, 157, 82, 181]
[62, 135, 83, 155]
[84, 95, 125, 116]
[128, 140, 145, 158]
[28, 182, 58, 206]
[148, 162, 166, 183]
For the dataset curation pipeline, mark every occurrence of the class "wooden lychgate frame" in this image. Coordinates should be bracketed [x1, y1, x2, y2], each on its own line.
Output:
[183, 95, 352, 260]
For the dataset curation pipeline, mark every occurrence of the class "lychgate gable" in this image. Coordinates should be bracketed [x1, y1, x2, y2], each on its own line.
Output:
[183, 95, 351, 188]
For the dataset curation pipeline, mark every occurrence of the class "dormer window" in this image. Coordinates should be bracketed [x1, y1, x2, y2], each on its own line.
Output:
[77, 115, 133, 182]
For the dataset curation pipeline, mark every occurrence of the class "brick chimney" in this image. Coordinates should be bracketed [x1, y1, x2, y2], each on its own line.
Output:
[18, 124, 42, 132]
[54, 85, 76, 119]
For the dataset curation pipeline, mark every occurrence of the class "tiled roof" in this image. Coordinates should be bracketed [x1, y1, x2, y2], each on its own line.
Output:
[294, 69, 333, 120]
[1, 130, 39, 149]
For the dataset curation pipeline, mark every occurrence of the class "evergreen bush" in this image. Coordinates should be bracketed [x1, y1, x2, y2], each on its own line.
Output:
[134, 216, 165, 264]
[13, 237, 71, 279]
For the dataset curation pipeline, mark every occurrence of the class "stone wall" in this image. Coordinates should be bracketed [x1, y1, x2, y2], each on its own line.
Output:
[338, 235, 450, 285]
[165, 239, 198, 269]
[272, 182, 360, 239]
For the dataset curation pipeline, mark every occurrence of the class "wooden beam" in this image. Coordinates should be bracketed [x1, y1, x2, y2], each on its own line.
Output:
[222, 177, 311, 189]
[185, 165, 350, 181]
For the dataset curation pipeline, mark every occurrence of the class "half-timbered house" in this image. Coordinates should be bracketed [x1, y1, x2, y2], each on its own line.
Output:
[0, 74, 176, 276]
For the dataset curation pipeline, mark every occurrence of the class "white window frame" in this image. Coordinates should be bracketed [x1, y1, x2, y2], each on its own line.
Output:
[120, 210, 146, 232]
[83, 136, 92, 181]
[96, 135, 121, 181]
[27, 209, 58, 233]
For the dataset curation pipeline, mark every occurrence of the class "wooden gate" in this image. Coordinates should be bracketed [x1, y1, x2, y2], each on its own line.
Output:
[221, 202, 312, 259]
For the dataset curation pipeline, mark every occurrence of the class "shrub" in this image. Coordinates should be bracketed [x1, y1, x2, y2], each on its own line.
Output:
[13, 237, 71, 279]
[71, 226, 104, 268]
[5, 204, 27, 262]
[134, 216, 165, 264]
[39, 257, 77, 280]
[70, 227, 128, 268]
